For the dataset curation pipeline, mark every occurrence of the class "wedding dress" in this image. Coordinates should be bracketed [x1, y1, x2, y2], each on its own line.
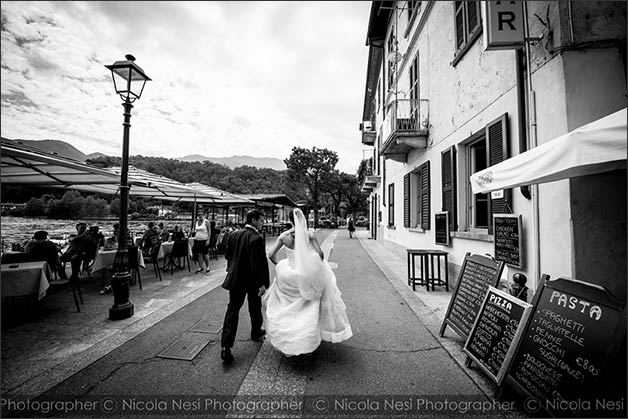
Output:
[262, 209, 352, 356]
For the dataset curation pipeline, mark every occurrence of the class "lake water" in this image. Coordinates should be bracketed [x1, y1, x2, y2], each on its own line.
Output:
[0, 216, 194, 251]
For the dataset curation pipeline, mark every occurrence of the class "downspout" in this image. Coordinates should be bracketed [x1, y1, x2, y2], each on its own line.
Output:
[523, 3, 542, 286]
[515, 49, 531, 201]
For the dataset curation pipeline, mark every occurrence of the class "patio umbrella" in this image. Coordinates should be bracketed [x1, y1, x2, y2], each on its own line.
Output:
[470, 108, 627, 194]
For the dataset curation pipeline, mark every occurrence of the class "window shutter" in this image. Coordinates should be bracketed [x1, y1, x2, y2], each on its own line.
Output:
[441, 146, 457, 231]
[403, 173, 410, 228]
[419, 161, 430, 230]
[388, 183, 395, 226]
[467, 1, 480, 34]
[486, 113, 511, 234]
[455, 1, 465, 49]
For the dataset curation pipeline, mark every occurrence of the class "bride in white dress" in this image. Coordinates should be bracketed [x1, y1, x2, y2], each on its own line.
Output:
[263, 208, 352, 356]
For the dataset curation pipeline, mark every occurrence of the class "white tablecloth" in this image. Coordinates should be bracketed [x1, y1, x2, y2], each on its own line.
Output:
[157, 240, 193, 260]
[91, 248, 145, 272]
[1, 261, 51, 300]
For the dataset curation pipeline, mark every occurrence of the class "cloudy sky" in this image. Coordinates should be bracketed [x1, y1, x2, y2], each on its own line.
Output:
[1, 1, 372, 174]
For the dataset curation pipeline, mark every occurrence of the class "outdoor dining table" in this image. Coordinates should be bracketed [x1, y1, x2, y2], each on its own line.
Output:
[1, 261, 51, 300]
[157, 239, 194, 271]
[91, 248, 145, 273]
[157, 239, 193, 260]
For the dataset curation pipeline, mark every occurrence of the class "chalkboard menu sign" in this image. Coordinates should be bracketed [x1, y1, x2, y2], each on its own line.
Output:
[506, 277, 626, 417]
[493, 214, 523, 268]
[435, 212, 450, 246]
[440, 253, 505, 339]
[463, 286, 532, 385]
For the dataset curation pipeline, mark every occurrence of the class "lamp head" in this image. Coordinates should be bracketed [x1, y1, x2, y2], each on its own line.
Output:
[105, 54, 151, 102]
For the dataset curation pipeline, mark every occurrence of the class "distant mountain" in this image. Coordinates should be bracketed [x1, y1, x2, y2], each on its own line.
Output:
[86, 152, 108, 160]
[2, 138, 286, 170]
[3, 138, 87, 161]
[178, 155, 286, 171]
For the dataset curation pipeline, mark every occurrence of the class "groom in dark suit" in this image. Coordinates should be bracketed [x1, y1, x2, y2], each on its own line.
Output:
[220, 209, 269, 364]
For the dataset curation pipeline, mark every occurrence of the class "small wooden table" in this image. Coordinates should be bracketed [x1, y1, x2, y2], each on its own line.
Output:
[406, 249, 449, 292]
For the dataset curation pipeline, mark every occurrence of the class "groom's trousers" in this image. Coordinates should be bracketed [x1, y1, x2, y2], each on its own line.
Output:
[221, 288, 263, 348]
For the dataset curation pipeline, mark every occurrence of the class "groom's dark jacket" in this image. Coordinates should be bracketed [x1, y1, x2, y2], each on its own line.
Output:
[222, 225, 270, 292]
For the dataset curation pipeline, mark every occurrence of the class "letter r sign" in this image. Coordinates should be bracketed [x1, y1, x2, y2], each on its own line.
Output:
[481, 1, 525, 50]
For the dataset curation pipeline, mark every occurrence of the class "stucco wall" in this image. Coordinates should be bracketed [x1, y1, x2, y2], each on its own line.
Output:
[365, 0, 626, 297]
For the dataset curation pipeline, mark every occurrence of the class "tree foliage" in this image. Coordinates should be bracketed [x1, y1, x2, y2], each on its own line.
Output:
[284, 147, 338, 227]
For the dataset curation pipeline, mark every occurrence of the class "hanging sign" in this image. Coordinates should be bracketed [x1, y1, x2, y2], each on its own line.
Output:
[493, 214, 523, 268]
[435, 212, 450, 246]
[481, 1, 525, 51]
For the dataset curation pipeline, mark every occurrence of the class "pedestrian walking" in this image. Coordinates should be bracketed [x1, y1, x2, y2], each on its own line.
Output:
[347, 215, 355, 238]
[220, 209, 270, 364]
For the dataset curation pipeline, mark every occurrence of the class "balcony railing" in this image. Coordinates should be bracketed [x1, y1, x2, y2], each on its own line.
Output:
[380, 98, 429, 162]
[360, 120, 376, 145]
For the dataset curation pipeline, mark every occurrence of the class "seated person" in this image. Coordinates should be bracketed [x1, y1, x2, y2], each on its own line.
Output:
[159, 223, 171, 242]
[103, 224, 120, 251]
[89, 226, 106, 249]
[100, 224, 135, 294]
[60, 222, 93, 281]
[172, 225, 185, 241]
[140, 222, 160, 257]
[24, 230, 66, 279]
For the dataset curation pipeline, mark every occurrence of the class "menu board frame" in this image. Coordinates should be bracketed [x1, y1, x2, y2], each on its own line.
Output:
[493, 214, 523, 268]
[439, 253, 505, 339]
[435, 212, 450, 246]
[463, 286, 532, 385]
[505, 277, 626, 417]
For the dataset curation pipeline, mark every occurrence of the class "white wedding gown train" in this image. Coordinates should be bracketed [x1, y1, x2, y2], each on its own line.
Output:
[263, 247, 352, 356]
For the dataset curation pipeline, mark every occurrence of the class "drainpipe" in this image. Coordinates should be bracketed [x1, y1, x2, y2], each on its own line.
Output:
[516, 49, 531, 201]
[523, 3, 542, 286]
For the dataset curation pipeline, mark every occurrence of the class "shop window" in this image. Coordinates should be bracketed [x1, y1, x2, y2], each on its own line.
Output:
[459, 114, 510, 234]
[388, 183, 395, 226]
[452, 1, 482, 65]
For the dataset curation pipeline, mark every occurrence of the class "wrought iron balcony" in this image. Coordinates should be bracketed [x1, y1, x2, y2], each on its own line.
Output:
[380, 98, 429, 163]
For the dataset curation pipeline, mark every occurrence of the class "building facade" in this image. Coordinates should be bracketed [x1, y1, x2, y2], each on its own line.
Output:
[359, 1, 626, 299]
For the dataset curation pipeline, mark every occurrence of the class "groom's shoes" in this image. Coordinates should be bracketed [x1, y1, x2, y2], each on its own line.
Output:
[221, 347, 233, 364]
[251, 329, 266, 342]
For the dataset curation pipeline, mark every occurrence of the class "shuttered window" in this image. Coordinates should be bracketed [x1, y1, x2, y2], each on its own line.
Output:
[419, 161, 430, 230]
[486, 114, 511, 234]
[403, 174, 411, 228]
[441, 146, 457, 231]
[461, 113, 511, 233]
[388, 183, 395, 226]
[453, 1, 482, 64]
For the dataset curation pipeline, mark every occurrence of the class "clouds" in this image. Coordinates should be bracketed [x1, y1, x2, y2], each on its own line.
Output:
[1, 1, 371, 174]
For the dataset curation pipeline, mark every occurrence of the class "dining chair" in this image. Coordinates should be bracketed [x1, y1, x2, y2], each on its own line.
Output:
[142, 246, 162, 282]
[168, 239, 191, 275]
[127, 246, 142, 290]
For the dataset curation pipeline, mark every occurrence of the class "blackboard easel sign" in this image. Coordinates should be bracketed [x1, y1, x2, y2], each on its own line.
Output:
[440, 253, 505, 339]
[463, 286, 532, 385]
[505, 277, 626, 417]
[435, 212, 450, 246]
[493, 214, 523, 268]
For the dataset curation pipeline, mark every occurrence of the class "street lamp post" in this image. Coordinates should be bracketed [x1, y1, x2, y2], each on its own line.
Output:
[105, 54, 151, 321]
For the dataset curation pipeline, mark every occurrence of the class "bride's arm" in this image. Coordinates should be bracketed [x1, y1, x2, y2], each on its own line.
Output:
[308, 234, 324, 260]
[268, 236, 284, 265]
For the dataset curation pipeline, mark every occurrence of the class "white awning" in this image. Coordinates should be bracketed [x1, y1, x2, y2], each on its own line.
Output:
[470, 108, 627, 194]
